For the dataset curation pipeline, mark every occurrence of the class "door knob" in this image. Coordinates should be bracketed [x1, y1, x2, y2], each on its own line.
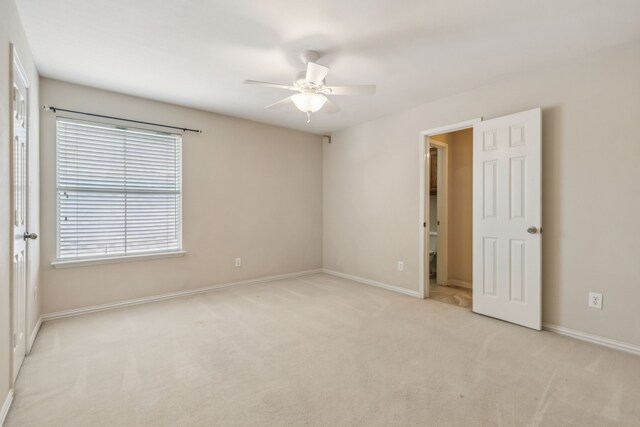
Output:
[24, 232, 38, 240]
[526, 227, 538, 234]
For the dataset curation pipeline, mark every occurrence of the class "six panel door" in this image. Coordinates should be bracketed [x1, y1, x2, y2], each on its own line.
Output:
[12, 49, 29, 381]
[472, 108, 542, 330]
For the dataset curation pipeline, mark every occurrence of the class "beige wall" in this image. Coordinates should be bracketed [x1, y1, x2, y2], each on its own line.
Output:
[447, 129, 472, 285]
[1, 0, 41, 407]
[40, 78, 323, 314]
[323, 40, 640, 346]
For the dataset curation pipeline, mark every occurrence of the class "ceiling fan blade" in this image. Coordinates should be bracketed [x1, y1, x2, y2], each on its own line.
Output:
[243, 80, 297, 91]
[322, 98, 340, 114]
[265, 96, 293, 110]
[324, 85, 376, 96]
[305, 62, 329, 86]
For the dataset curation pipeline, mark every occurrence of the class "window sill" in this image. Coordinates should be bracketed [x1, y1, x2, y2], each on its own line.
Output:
[51, 250, 186, 269]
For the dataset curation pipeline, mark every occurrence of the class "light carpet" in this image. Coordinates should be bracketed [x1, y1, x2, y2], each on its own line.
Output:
[6, 273, 640, 426]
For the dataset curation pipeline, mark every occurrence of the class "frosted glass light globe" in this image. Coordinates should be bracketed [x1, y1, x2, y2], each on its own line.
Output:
[291, 92, 328, 113]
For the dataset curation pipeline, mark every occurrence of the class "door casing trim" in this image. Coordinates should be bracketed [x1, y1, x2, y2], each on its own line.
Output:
[419, 118, 481, 299]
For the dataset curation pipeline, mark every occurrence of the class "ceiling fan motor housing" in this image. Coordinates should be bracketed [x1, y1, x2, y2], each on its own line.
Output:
[295, 71, 308, 87]
[300, 50, 320, 65]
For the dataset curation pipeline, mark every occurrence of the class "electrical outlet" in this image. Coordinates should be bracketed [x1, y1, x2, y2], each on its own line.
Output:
[588, 292, 603, 309]
[397, 261, 404, 272]
[235, 257, 241, 268]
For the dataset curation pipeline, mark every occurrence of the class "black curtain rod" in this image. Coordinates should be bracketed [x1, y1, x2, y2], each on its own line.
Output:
[43, 105, 202, 134]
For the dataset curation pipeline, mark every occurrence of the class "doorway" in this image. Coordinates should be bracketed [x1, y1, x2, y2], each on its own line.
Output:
[426, 129, 473, 308]
[419, 109, 542, 330]
[420, 118, 479, 302]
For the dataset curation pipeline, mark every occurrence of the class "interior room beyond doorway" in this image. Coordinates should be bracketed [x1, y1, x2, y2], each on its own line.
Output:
[427, 128, 473, 308]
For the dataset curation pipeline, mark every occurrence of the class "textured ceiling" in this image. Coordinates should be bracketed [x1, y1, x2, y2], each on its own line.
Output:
[16, 0, 640, 134]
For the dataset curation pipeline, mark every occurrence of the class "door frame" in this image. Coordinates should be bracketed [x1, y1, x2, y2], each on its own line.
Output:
[418, 118, 481, 298]
[428, 139, 448, 287]
[9, 44, 31, 382]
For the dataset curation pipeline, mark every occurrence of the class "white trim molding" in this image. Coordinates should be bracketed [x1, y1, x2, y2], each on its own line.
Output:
[1, 389, 14, 427]
[419, 118, 482, 299]
[322, 269, 422, 298]
[51, 250, 187, 269]
[429, 138, 449, 288]
[321, 270, 639, 356]
[542, 323, 640, 357]
[27, 316, 43, 354]
[42, 269, 322, 321]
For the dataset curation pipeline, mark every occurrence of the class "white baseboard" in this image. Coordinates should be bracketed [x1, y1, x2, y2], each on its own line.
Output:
[42, 269, 323, 321]
[27, 316, 43, 354]
[542, 323, 640, 357]
[0, 389, 13, 427]
[446, 279, 472, 289]
[322, 271, 639, 356]
[35, 267, 640, 359]
[322, 269, 423, 298]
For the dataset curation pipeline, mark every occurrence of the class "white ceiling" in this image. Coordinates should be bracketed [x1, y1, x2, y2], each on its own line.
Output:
[16, 0, 640, 134]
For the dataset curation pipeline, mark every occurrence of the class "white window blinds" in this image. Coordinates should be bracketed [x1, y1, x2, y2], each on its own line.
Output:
[56, 118, 182, 260]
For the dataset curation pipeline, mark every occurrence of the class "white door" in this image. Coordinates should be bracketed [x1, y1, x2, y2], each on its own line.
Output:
[472, 108, 542, 330]
[11, 48, 30, 381]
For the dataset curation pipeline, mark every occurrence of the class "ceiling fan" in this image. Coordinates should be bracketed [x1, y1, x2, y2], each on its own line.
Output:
[244, 50, 376, 123]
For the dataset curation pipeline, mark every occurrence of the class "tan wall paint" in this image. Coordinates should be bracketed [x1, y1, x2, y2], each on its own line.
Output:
[447, 129, 472, 285]
[323, 40, 640, 346]
[40, 78, 323, 314]
[429, 133, 450, 144]
[1, 0, 41, 405]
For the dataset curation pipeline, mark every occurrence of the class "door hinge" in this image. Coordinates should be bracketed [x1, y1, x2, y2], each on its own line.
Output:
[423, 222, 426, 228]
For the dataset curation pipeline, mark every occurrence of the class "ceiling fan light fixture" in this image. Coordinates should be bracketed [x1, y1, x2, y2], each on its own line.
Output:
[291, 92, 327, 113]
[245, 50, 376, 122]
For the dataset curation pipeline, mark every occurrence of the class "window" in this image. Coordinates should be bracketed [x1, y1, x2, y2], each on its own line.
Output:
[56, 118, 182, 261]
